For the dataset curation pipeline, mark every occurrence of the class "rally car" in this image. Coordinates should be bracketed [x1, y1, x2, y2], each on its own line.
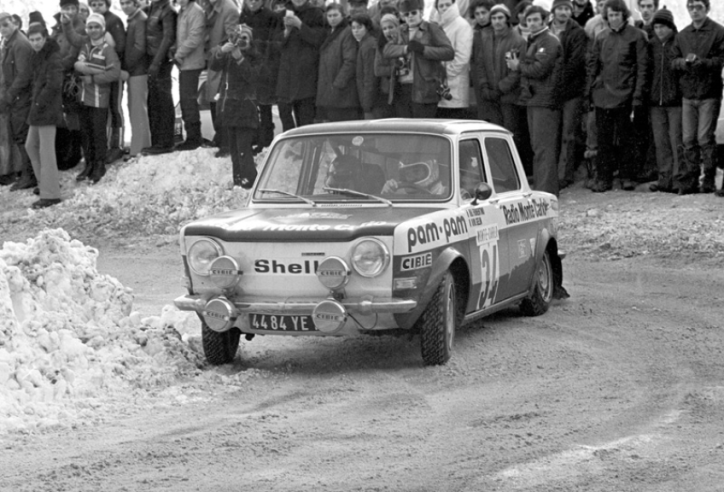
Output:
[174, 119, 567, 366]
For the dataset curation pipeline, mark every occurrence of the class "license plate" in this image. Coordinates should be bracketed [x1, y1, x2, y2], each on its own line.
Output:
[249, 314, 317, 332]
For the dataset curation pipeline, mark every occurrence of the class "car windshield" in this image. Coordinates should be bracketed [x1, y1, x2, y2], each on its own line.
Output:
[253, 133, 453, 203]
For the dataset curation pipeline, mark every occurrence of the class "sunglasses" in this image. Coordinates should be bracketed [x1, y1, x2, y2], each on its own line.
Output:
[402, 10, 420, 17]
[687, 4, 705, 10]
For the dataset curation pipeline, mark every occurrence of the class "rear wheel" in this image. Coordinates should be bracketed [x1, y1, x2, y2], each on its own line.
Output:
[202, 323, 241, 365]
[420, 271, 457, 366]
[520, 248, 554, 316]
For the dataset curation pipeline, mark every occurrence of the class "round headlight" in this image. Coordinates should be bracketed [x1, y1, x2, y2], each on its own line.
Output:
[350, 238, 390, 278]
[188, 239, 222, 276]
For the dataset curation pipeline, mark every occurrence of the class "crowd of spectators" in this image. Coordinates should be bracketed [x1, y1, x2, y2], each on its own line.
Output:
[0, 0, 723, 207]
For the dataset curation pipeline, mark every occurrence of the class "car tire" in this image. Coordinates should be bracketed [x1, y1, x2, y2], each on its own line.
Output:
[202, 323, 241, 365]
[420, 271, 457, 366]
[520, 248, 554, 317]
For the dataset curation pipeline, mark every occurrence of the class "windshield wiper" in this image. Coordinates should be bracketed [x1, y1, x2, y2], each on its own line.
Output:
[323, 187, 393, 206]
[257, 189, 317, 206]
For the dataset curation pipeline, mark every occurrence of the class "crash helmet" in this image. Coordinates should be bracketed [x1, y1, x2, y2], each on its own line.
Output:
[399, 159, 440, 189]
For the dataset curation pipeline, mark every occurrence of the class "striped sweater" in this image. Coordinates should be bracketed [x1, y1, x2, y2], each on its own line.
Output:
[77, 40, 120, 108]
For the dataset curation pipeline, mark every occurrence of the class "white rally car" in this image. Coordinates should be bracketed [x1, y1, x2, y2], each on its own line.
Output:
[174, 120, 568, 366]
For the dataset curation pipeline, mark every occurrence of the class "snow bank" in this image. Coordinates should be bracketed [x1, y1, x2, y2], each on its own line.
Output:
[0, 229, 206, 434]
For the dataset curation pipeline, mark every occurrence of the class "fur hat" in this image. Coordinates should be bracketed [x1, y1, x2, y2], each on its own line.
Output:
[652, 8, 676, 31]
[59, 0, 80, 7]
[489, 4, 512, 19]
[86, 12, 105, 28]
[551, 0, 573, 11]
[398, 0, 423, 13]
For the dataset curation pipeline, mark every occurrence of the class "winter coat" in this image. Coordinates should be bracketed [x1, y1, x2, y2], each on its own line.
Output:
[146, 0, 177, 68]
[374, 35, 396, 104]
[356, 32, 380, 113]
[104, 10, 127, 59]
[437, 3, 473, 109]
[28, 38, 64, 127]
[276, 2, 326, 102]
[52, 15, 87, 72]
[209, 46, 259, 129]
[175, 1, 206, 71]
[554, 18, 588, 102]
[77, 40, 121, 108]
[572, 1, 595, 28]
[0, 29, 33, 114]
[649, 30, 681, 107]
[587, 23, 648, 109]
[383, 21, 455, 104]
[672, 17, 724, 101]
[204, 0, 240, 102]
[518, 27, 562, 108]
[317, 23, 359, 109]
[239, 6, 283, 105]
[124, 8, 149, 76]
[474, 26, 525, 105]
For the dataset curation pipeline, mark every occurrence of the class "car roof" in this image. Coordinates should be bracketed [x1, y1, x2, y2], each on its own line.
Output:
[281, 119, 512, 138]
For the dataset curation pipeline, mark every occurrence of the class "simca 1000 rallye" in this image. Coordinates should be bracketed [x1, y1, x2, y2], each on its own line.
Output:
[175, 120, 567, 366]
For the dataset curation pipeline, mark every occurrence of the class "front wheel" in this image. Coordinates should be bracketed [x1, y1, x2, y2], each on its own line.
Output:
[520, 248, 554, 316]
[202, 323, 241, 365]
[420, 271, 457, 366]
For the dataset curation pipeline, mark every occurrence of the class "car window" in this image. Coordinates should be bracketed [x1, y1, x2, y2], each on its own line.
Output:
[485, 137, 520, 193]
[458, 139, 486, 200]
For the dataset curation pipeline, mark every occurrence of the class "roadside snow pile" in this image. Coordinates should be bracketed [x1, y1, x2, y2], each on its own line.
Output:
[0, 229, 206, 434]
[35, 148, 259, 239]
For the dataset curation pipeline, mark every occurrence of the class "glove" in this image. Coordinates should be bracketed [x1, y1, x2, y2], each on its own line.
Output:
[407, 40, 424, 54]
[148, 63, 159, 78]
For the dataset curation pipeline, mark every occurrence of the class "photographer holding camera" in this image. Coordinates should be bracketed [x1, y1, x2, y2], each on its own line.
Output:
[210, 23, 260, 189]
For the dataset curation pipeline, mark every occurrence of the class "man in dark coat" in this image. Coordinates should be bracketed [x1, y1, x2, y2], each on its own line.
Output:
[276, 0, 326, 130]
[0, 11, 36, 190]
[672, 0, 724, 195]
[586, 0, 648, 193]
[572, 0, 594, 27]
[550, 0, 587, 189]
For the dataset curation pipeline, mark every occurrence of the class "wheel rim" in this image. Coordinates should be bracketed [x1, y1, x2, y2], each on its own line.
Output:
[538, 253, 553, 303]
[445, 282, 455, 353]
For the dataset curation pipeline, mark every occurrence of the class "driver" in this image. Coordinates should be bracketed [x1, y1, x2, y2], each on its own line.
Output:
[381, 160, 447, 195]
[325, 155, 361, 190]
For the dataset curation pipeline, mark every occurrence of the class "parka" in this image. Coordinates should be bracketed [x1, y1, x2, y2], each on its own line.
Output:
[276, 1, 326, 102]
[209, 45, 259, 129]
[518, 27, 562, 108]
[77, 40, 121, 108]
[383, 20, 455, 104]
[356, 32, 380, 113]
[239, 5, 283, 105]
[317, 22, 359, 109]
[474, 25, 526, 105]
[0, 28, 34, 114]
[124, 8, 148, 76]
[648, 30, 680, 107]
[587, 23, 648, 109]
[437, 3, 473, 109]
[146, 0, 177, 70]
[554, 18, 588, 102]
[175, 1, 206, 71]
[672, 17, 724, 101]
[28, 38, 64, 127]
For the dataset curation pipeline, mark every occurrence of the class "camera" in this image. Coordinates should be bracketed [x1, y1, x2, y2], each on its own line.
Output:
[229, 25, 251, 50]
[505, 48, 520, 61]
[437, 83, 452, 101]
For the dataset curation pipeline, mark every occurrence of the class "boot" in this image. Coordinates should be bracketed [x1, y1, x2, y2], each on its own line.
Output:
[106, 127, 125, 164]
[175, 122, 202, 151]
[76, 160, 94, 182]
[89, 160, 106, 184]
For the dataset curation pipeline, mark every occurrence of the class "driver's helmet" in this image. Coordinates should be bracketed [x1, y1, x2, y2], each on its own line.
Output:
[325, 154, 359, 189]
[399, 159, 440, 189]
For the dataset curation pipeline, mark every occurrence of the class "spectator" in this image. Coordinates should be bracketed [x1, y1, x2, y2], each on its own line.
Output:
[240, 0, 282, 153]
[209, 23, 260, 188]
[584, 0, 608, 39]
[513, 0, 532, 39]
[349, 0, 369, 18]
[430, 0, 470, 25]
[586, 0, 648, 193]
[0, 11, 36, 191]
[201, 0, 240, 158]
[79, 2, 91, 23]
[74, 13, 121, 183]
[471, 0, 493, 32]
[647, 8, 681, 193]
[174, 0, 206, 151]
[276, 0, 326, 130]
[368, 0, 398, 26]
[143, 0, 176, 155]
[672, 0, 724, 195]
[508, 4, 562, 196]
[25, 21, 64, 208]
[120, 0, 151, 160]
[351, 14, 380, 119]
[373, 13, 400, 117]
[572, 0, 594, 27]
[435, 0, 473, 119]
[90, 0, 127, 164]
[550, 0, 587, 189]
[383, 0, 454, 118]
[317, 3, 360, 122]
[0, 19, 23, 186]
[634, 0, 656, 38]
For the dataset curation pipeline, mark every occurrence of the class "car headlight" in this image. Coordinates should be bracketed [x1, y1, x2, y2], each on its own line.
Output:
[188, 238, 222, 276]
[350, 238, 389, 278]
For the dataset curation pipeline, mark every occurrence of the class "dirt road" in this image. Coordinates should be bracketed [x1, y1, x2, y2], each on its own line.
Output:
[2, 186, 724, 491]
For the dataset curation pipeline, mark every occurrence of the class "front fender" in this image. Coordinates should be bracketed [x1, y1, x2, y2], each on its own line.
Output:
[529, 227, 568, 300]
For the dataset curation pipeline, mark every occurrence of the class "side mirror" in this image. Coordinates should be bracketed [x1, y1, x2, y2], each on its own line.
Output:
[471, 183, 493, 205]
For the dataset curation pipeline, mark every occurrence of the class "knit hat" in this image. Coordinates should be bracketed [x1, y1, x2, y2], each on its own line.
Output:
[60, 0, 80, 7]
[398, 0, 423, 13]
[0, 12, 11, 23]
[489, 4, 511, 19]
[551, 0, 573, 11]
[526, 4, 549, 19]
[86, 12, 105, 28]
[652, 8, 676, 31]
[28, 11, 46, 29]
[380, 13, 400, 28]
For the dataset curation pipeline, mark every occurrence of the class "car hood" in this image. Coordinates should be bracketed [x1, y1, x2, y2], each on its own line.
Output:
[183, 207, 440, 242]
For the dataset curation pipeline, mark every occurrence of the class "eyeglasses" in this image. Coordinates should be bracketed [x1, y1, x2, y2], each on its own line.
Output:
[402, 10, 420, 17]
[687, 4, 705, 10]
